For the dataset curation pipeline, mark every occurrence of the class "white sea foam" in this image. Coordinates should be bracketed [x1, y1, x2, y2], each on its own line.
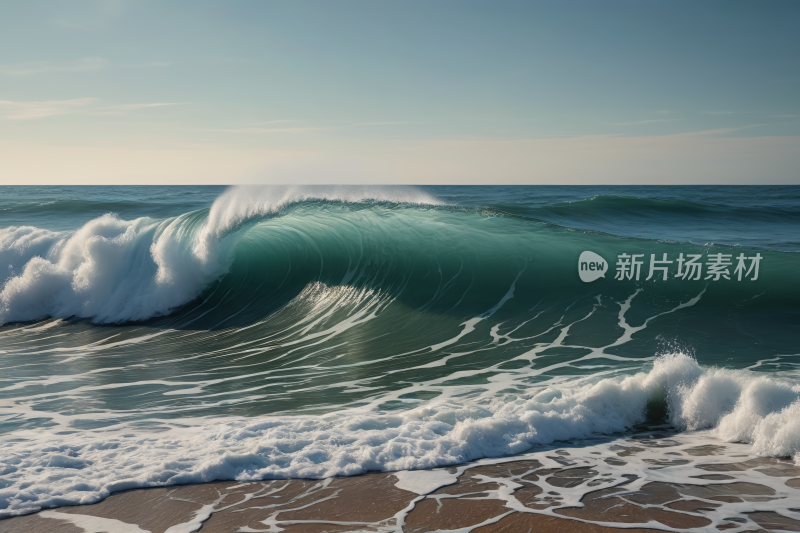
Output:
[393, 469, 458, 494]
[39, 511, 150, 533]
[0, 226, 64, 276]
[0, 186, 440, 325]
[0, 214, 207, 324]
[2, 352, 800, 518]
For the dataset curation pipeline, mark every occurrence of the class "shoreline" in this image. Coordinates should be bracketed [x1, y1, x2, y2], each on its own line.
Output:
[3, 432, 800, 532]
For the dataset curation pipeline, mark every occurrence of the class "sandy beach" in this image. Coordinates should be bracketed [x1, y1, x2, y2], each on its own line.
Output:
[3, 432, 800, 533]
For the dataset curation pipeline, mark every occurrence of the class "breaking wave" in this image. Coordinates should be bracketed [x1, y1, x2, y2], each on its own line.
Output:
[3, 353, 800, 517]
[0, 186, 441, 324]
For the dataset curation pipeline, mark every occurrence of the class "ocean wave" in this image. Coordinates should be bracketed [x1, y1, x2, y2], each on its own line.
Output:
[2, 353, 799, 517]
[3, 186, 796, 329]
[0, 186, 441, 325]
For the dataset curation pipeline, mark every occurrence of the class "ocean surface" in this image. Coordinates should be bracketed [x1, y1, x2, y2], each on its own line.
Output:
[0, 185, 798, 519]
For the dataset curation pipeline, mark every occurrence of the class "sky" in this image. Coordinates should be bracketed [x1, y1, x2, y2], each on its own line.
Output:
[0, 0, 798, 185]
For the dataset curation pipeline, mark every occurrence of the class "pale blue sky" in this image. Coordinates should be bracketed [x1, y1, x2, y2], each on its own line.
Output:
[1, 1, 798, 184]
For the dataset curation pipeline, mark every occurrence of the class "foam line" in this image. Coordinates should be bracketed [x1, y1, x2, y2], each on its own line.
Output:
[393, 469, 458, 495]
[39, 510, 150, 532]
[4, 353, 800, 518]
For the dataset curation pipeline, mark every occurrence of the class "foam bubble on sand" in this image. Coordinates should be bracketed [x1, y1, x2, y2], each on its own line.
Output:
[393, 469, 458, 494]
[3, 352, 800, 517]
[39, 511, 149, 533]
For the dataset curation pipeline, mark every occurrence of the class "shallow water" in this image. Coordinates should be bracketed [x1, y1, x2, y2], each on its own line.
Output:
[0, 185, 798, 518]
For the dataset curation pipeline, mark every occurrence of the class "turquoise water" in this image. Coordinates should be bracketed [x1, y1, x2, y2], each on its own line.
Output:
[0, 185, 798, 517]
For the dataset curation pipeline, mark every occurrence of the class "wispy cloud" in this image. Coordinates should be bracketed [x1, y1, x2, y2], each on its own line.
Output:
[0, 98, 98, 120]
[91, 103, 188, 116]
[351, 121, 418, 126]
[110, 103, 187, 111]
[770, 114, 800, 118]
[654, 110, 676, 114]
[146, 62, 172, 68]
[671, 124, 765, 137]
[246, 120, 301, 126]
[700, 111, 741, 115]
[207, 127, 332, 134]
[0, 99, 187, 120]
[0, 57, 108, 77]
[208, 121, 418, 133]
[609, 119, 680, 126]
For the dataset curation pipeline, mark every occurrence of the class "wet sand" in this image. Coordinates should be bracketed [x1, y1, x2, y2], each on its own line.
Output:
[3, 433, 800, 532]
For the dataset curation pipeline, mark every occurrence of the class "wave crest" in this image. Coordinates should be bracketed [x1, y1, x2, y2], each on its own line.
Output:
[0, 186, 441, 325]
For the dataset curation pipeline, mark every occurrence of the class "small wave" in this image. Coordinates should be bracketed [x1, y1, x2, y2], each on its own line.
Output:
[535, 194, 800, 221]
[2, 353, 799, 517]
